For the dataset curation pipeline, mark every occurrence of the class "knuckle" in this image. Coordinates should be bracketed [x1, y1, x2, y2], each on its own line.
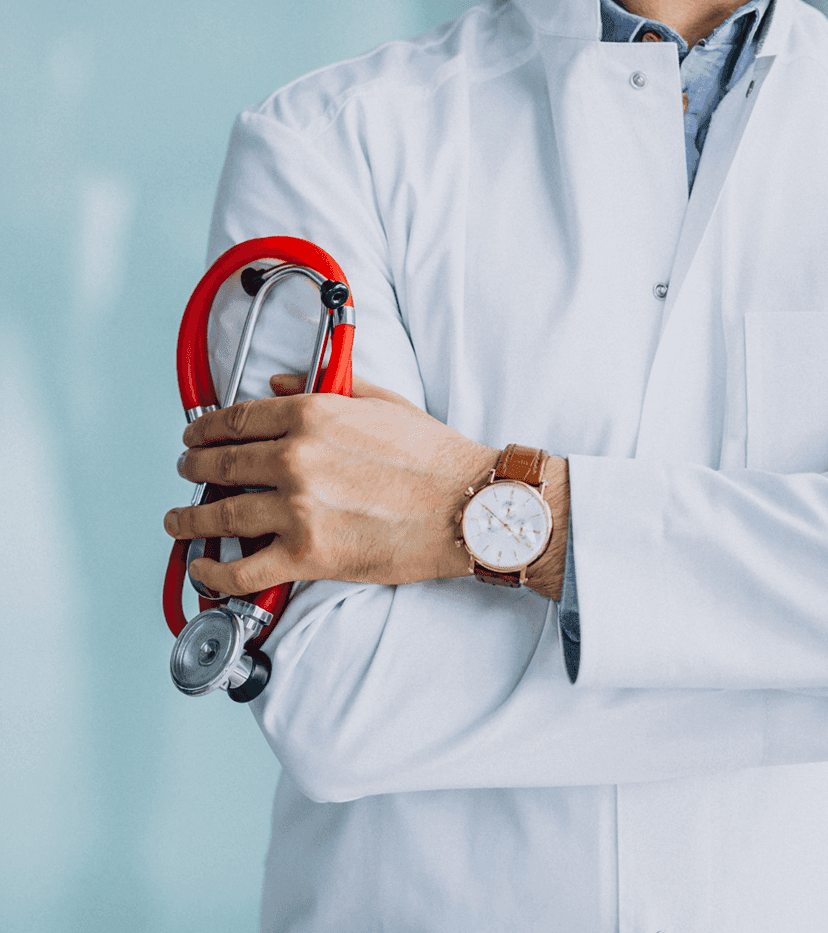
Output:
[282, 437, 319, 476]
[218, 447, 238, 484]
[283, 495, 316, 553]
[291, 393, 325, 432]
[283, 489, 310, 527]
[177, 507, 196, 536]
[225, 400, 254, 439]
[217, 498, 237, 536]
[229, 562, 257, 594]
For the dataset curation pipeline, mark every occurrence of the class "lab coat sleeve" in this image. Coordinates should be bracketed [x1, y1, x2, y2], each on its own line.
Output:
[568, 456, 828, 696]
[205, 107, 828, 804]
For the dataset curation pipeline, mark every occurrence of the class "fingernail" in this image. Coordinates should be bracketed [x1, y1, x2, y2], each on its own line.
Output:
[165, 509, 180, 535]
[177, 451, 188, 477]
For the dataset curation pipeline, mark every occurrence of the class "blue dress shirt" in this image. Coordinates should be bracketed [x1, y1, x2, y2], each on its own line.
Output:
[601, 0, 772, 189]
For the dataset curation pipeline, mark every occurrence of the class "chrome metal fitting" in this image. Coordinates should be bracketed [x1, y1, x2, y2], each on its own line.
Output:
[227, 598, 273, 638]
[185, 404, 219, 424]
[332, 303, 356, 328]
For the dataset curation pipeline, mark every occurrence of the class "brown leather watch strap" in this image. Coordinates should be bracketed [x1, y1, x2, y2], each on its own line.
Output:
[493, 444, 547, 486]
[474, 568, 523, 588]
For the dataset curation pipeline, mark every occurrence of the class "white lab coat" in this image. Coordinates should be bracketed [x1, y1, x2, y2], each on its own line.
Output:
[207, 0, 828, 929]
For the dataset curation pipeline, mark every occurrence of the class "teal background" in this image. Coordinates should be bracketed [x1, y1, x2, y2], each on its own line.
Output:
[1, 1, 826, 931]
[1, 2, 474, 931]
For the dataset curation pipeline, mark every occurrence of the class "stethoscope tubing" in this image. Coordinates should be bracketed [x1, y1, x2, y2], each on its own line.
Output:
[176, 236, 354, 413]
[164, 237, 354, 650]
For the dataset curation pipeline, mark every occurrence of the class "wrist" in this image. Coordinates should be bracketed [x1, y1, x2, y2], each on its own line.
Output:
[453, 446, 568, 595]
[524, 456, 570, 601]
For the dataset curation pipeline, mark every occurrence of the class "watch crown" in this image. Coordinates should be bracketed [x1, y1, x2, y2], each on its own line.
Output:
[455, 537, 464, 548]
[464, 487, 475, 498]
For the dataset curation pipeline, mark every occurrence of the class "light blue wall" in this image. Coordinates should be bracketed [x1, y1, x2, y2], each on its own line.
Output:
[2, 1, 826, 931]
[1, 2, 473, 932]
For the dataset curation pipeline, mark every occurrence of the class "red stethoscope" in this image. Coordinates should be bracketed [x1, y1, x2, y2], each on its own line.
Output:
[163, 237, 354, 702]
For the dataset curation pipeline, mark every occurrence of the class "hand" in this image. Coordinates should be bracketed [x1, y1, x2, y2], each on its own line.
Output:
[164, 374, 500, 595]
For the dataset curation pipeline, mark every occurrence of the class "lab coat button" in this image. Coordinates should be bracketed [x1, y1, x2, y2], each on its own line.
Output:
[630, 71, 648, 89]
[653, 283, 669, 299]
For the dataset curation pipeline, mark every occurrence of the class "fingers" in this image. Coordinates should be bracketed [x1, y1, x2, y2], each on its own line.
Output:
[183, 397, 290, 448]
[189, 546, 290, 596]
[178, 438, 283, 487]
[164, 489, 285, 540]
[185, 374, 417, 451]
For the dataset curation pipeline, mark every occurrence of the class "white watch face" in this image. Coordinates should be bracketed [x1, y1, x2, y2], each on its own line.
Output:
[462, 480, 552, 572]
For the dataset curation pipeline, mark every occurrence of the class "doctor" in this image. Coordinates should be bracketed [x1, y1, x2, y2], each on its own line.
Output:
[165, 0, 828, 930]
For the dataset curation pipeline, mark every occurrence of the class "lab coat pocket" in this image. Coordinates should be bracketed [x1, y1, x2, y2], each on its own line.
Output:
[745, 312, 828, 473]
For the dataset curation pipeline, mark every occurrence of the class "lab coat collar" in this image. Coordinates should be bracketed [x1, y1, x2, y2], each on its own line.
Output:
[510, 0, 793, 52]
[754, 0, 792, 58]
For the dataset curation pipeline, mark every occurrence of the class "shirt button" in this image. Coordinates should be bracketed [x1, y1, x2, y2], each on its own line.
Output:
[654, 283, 669, 300]
[630, 71, 648, 89]
[640, 30, 663, 42]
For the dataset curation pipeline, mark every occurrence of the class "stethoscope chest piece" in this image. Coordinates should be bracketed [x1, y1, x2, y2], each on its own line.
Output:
[170, 599, 273, 703]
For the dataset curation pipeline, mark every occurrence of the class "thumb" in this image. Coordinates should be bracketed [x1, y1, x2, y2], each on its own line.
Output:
[270, 373, 307, 395]
[271, 370, 419, 409]
[189, 546, 294, 596]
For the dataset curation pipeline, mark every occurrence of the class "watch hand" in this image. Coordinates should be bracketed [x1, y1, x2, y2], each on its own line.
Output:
[481, 504, 522, 544]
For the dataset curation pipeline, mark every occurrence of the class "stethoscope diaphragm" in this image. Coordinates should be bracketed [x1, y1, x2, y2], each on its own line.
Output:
[170, 600, 272, 702]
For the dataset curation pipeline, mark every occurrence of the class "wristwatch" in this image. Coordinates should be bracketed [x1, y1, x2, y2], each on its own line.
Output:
[457, 444, 553, 587]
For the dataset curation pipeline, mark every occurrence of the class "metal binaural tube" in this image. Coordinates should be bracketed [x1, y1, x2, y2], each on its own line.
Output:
[223, 264, 328, 409]
[305, 299, 333, 395]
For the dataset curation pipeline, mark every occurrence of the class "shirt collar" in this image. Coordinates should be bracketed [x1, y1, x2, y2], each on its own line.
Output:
[510, 0, 784, 50]
[600, 0, 771, 56]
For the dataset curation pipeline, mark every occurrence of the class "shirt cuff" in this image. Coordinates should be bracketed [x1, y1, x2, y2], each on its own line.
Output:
[557, 514, 581, 683]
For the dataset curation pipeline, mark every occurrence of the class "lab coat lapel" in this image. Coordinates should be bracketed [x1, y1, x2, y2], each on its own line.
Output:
[522, 0, 795, 465]
[633, 53, 778, 464]
[655, 54, 776, 338]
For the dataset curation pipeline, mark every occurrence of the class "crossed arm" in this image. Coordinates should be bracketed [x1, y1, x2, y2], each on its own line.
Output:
[163, 372, 572, 601]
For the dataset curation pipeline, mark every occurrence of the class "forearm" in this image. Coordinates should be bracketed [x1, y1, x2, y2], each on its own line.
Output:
[253, 573, 828, 802]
